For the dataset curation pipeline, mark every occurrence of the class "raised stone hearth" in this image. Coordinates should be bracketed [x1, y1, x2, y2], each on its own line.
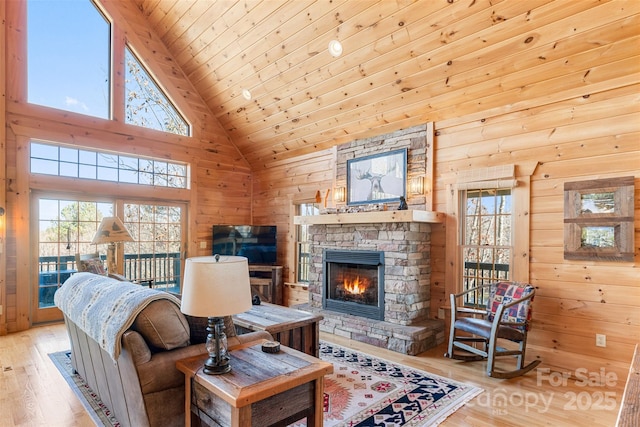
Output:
[299, 302, 444, 355]
[297, 217, 445, 355]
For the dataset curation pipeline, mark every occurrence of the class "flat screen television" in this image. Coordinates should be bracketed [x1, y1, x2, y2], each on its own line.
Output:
[212, 225, 277, 265]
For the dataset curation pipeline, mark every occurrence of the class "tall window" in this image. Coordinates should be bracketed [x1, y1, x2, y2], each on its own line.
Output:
[36, 198, 113, 311]
[125, 48, 189, 136]
[296, 203, 320, 282]
[460, 188, 512, 306]
[27, 0, 110, 119]
[123, 203, 184, 293]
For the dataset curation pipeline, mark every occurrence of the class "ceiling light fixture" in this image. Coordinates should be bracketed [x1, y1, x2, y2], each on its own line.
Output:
[242, 89, 252, 100]
[328, 40, 343, 57]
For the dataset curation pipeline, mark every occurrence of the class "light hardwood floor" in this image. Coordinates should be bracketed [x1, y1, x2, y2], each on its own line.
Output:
[0, 323, 624, 427]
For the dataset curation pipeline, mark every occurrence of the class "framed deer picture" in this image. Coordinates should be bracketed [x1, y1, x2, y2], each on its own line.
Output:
[347, 148, 407, 205]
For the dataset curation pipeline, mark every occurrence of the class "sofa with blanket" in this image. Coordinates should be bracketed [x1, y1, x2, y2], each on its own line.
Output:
[54, 272, 271, 427]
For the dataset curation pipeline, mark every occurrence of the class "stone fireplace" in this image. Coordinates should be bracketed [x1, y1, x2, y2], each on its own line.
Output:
[295, 210, 445, 355]
[293, 124, 444, 355]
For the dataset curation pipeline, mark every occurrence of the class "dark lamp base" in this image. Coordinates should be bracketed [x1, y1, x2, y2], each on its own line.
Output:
[203, 316, 231, 375]
[203, 357, 231, 375]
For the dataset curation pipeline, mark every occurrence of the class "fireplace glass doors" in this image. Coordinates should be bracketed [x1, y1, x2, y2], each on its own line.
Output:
[323, 250, 385, 320]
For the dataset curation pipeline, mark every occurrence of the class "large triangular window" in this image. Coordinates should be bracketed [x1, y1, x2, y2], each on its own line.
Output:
[125, 47, 189, 136]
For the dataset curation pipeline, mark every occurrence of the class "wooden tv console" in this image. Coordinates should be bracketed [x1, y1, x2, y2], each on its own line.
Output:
[248, 264, 283, 305]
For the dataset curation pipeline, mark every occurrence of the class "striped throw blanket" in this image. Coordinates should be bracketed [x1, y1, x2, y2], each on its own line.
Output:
[54, 272, 181, 361]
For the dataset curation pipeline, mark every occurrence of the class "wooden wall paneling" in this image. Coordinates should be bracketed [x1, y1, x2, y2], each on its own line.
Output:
[536, 153, 639, 181]
[14, 135, 30, 330]
[529, 328, 637, 365]
[536, 312, 638, 345]
[110, 21, 126, 125]
[432, 82, 639, 375]
[534, 280, 640, 305]
[252, 148, 335, 283]
[435, 85, 640, 150]
[0, 0, 6, 335]
[534, 295, 640, 327]
[3, 0, 26, 333]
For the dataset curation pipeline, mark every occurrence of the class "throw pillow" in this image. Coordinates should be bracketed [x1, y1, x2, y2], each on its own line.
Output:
[132, 299, 190, 351]
[487, 281, 534, 329]
[78, 258, 107, 275]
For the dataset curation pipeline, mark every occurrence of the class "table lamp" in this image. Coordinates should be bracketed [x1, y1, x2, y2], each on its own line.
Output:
[91, 217, 134, 275]
[180, 255, 253, 374]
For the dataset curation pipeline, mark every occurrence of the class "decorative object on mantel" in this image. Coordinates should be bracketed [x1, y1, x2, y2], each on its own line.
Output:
[563, 176, 634, 261]
[398, 196, 408, 210]
[334, 186, 346, 203]
[347, 148, 407, 206]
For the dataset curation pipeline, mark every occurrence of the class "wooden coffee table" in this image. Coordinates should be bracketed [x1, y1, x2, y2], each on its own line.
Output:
[176, 340, 333, 427]
[233, 302, 323, 356]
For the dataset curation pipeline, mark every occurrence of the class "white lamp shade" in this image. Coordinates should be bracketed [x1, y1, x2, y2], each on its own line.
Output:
[180, 256, 253, 317]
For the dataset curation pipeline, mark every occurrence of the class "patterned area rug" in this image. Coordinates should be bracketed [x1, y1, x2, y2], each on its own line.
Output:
[49, 342, 481, 427]
[311, 342, 482, 426]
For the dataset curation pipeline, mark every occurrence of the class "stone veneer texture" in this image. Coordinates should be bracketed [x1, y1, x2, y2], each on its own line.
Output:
[308, 222, 432, 325]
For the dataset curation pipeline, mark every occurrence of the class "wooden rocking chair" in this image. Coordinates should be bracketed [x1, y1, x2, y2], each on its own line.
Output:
[445, 281, 541, 379]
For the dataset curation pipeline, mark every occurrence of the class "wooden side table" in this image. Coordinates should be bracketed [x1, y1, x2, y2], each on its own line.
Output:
[176, 340, 333, 427]
[233, 302, 323, 356]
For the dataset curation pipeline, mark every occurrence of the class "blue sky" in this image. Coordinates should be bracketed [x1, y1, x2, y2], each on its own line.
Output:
[27, 0, 110, 118]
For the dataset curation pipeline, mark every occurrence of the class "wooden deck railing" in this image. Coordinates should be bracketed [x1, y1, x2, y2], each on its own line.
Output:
[462, 262, 510, 307]
[37, 253, 181, 307]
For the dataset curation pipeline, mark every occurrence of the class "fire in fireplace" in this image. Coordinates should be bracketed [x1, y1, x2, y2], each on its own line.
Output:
[323, 249, 385, 320]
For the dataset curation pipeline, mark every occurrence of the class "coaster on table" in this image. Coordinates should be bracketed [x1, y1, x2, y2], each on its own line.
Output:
[261, 341, 280, 353]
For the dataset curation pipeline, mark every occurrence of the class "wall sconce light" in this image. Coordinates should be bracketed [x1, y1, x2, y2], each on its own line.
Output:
[410, 176, 425, 195]
[334, 186, 346, 203]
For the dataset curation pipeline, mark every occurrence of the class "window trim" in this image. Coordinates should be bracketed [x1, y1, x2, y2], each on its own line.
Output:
[444, 162, 537, 301]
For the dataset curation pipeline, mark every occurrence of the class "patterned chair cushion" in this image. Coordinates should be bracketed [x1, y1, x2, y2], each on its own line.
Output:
[486, 281, 535, 328]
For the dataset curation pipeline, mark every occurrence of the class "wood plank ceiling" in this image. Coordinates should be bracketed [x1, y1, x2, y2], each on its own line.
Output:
[127, 0, 638, 167]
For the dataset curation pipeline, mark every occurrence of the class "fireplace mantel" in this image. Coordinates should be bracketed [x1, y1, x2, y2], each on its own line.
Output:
[293, 209, 444, 225]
